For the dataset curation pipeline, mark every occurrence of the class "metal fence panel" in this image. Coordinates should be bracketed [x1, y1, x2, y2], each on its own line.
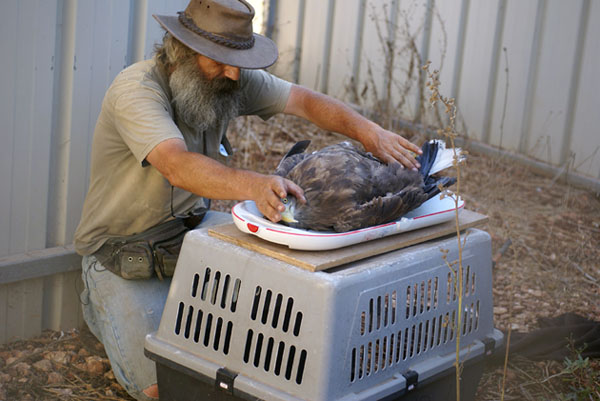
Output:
[0, 0, 58, 257]
[571, 1, 600, 178]
[271, 0, 600, 179]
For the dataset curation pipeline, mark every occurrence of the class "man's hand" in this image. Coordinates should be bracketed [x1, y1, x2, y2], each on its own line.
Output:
[251, 175, 305, 223]
[361, 127, 422, 170]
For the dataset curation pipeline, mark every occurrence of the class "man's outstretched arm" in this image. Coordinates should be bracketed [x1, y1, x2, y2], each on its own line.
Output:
[145, 138, 305, 222]
[283, 84, 422, 170]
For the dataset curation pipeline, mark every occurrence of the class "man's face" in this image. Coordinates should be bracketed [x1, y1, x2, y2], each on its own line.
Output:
[195, 54, 240, 82]
[169, 53, 242, 131]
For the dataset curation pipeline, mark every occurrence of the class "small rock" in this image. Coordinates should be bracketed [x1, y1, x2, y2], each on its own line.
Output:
[85, 356, 108, 375]
[18, 377, 28, 383]
[510, 323, 520, 331]
[505, 369, 517, 381]
[47, 371, 64, 384]
[14, 362, 31, 375]
[13, 350, 26, 359]
[33, 359, 53, 372]
[78, 348, 90, 357]
[527, 289, 543, 297]
[73, 362, 87, 371]
[44, 351, 69, 365]
[494, 306, 508, 314]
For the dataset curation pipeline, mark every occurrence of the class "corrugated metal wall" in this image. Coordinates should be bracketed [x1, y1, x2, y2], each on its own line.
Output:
[0, 0, 598, 341]
[269, 0, 600, 182]
[1, 0, 188, 259]
[0, 0, 190, 343]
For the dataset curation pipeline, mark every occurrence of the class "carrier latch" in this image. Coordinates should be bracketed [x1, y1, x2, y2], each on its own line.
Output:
[482, 336, 496, 357]
[403, 370, 419, 392]
[216, 368, 237, 394]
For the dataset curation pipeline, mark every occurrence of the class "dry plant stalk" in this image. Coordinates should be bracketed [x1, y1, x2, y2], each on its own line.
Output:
[423, 60, 465, 401]
[348, 1, 446, 131]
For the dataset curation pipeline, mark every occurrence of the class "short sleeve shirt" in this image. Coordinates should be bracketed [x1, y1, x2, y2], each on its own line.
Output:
[74, 58, 291, 255]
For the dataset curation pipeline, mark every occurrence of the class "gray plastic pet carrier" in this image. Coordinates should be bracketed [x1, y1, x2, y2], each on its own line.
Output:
[145, 227, 503, 401]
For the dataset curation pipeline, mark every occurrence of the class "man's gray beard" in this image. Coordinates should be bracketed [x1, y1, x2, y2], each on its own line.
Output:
[169, 57, 242, 131]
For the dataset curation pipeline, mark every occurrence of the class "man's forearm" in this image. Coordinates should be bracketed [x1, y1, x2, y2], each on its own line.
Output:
[285, 86, 376, 143]
[146, 138, 304, 222]
[283, 85, 422, 168]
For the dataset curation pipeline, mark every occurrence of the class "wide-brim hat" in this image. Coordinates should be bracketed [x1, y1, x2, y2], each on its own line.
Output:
[153, 0, 278, 69]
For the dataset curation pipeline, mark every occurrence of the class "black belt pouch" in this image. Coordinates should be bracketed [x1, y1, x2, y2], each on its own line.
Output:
[94, 218, 192, 280]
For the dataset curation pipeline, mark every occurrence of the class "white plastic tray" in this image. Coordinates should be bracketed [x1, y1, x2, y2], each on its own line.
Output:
[231, 195, 465, 251]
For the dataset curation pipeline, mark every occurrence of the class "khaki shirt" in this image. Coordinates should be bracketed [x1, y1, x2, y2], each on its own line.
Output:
[74, 58, 291, 255]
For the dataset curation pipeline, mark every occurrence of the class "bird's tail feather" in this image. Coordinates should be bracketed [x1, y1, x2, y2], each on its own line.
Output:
[418, 139, 464, 177]
[423, 176, 457, 200]
[417, 140, 463, 199]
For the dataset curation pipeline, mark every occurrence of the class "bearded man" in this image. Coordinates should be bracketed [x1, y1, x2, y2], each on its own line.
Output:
[74, 0, 422, 399]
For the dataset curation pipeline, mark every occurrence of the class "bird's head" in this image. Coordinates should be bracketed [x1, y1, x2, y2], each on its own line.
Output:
[280, 196, 299, 224]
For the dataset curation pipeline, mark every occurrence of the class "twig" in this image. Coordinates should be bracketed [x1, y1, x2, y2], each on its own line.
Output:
[571, 262, 598, 282]
[500, 328, 511, 401]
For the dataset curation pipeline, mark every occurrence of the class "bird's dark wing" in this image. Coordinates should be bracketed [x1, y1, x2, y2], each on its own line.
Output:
[274, 140, 311, 177]
[334, 183, 429, 232]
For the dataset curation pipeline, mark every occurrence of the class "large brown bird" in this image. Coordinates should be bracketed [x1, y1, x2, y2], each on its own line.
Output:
[274, 139, 461, 232]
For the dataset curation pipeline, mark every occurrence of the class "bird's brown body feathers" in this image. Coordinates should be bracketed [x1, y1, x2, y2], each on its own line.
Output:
[275, 142, 430, 232]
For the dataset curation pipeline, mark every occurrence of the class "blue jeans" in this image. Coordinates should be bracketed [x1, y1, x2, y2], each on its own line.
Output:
[80, 211, 232, 400]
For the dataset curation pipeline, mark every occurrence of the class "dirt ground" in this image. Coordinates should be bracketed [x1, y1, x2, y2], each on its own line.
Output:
[1, 115, 598, 400]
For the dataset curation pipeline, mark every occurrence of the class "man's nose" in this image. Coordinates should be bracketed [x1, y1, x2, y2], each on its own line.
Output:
[222, 65, 240, 81]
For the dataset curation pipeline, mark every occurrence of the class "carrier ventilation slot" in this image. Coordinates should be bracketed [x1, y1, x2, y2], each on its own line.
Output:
[174, 302, 233, 355]
[251, 286, 303, 336]
[243, 329, 308, 384]
[191, 268, 242, 313]
[360, 291, 397, 335]
[405, 277, 439, 319]
[359, 277, 443, 336]
[446, 266, 476, 304]
[350, 299, 481, 383]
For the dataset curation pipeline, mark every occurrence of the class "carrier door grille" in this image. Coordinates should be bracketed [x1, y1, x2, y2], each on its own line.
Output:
[351, 268, 480, 383]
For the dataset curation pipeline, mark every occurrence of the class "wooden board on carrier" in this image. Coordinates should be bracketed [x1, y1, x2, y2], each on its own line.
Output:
[207, 209, 488, 272]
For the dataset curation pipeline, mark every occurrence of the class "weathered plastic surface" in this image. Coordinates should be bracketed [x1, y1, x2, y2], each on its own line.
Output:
[145, 228, 502, 401]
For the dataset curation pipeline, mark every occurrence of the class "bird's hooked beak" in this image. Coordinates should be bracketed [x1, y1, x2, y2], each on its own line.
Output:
[280, 197, 298, 223]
